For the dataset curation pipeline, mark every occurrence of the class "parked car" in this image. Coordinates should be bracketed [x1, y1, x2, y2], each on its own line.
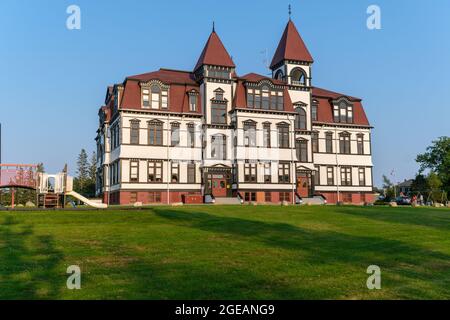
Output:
[396, 196, 411, 205]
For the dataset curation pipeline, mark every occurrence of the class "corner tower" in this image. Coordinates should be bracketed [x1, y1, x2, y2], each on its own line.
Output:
[270, 20, 313, 87]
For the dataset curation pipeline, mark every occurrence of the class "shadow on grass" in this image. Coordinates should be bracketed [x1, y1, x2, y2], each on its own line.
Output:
[146, 208, 450, 299]
[0, 216, 64, 299]
[333, 206, 450, 231]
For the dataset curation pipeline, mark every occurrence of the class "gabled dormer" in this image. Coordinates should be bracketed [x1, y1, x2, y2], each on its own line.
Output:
[270, 20, 313, 87]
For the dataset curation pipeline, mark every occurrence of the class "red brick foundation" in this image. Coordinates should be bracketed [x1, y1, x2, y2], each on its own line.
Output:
[107, 191, 202, 205]
[318, 192, 375, 205]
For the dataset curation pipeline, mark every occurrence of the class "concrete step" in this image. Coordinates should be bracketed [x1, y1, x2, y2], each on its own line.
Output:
[214, 197, 242, 205]
[301, 196, 326, 205]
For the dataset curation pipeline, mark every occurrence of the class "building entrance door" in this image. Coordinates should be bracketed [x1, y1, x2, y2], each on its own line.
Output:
[211, 175, 228, 198]
[297, 172, 310, 198]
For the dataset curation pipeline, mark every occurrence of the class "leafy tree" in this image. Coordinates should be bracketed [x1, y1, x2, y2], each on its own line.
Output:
[411, 174, 428, 194]
[427, 172, 443, 203]
[416, 136, 450, 195]
[89, 152, 97, 182]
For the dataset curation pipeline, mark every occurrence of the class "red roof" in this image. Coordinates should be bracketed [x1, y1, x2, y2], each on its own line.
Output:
[240, 73, 285, 86]
[194, 31, 235, 71]
[312, 87, 370, 126]
[120, 69, 202, 115]
[128, 68, 197, 85]
[270, 20, 313, 68]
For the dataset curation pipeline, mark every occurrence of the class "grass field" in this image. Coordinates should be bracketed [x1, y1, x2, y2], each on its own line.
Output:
[0, 205, 449, 300]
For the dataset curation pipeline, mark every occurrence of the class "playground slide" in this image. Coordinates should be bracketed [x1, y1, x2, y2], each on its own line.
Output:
[66, 191, 108, 209]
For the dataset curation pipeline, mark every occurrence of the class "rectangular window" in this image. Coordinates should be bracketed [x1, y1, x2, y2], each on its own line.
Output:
[327, 166, 334, 186]
[244, 192, 257, 202]
[187, 163, 196, 184]
[278, 162, 290, 183]
[130, 192, 137, 204]
[357, 134, 364, 155]
[339, 134, 351, 154]
[359, 167, 366, 186]
[188, 126, 195, 148]
[148, 121, 163, 146]
[314, 165, 320, 186]
[130, 160, 139, 182]
[278, 125, 290, 148]
[279, 192, 290, 202]
[211, 135, 227, 160]
[148, 161, 163, 182]
[142, 89, 150, 108]
[211, 104, 227, 124]
[265, 192, 272, 203]
[171, 162, 179, 183]
[263, 124, 271, 148]
[264, 162, 272, 183]
[312, 104, 318, 121]
[312, 132, 319, 153]
[161, 91, 168, 109]
[326, 133, 333, 153]
[148, 191, 161, 203]
[171, 124, 180, 147]
[296, 140, 308, 162]
[130, 121, 140, 145]
[277, 93, 284, 110]
[340, 167, 352, 186]
[244, 163, 257, 183]
[189, 95, 197, 112]
[244, 123, 256, 147]
[247, 89, 254, 108]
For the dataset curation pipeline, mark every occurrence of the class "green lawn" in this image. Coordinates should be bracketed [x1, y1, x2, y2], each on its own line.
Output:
[1, 205, 449, 300]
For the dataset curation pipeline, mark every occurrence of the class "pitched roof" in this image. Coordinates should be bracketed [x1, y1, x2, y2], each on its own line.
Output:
[194, 31, 235, 71]
[240, 73, 285, 86]
[312, 87, 361, 102]
[312, 87, 370, 126]
[270, 20, 313, 68]
[127, 68, 197, 85]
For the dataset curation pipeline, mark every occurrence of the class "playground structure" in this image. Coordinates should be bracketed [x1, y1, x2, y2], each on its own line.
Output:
[0, 164, 107, 209]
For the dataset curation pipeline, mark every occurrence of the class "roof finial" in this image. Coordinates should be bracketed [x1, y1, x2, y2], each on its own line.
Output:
[212, 21, 215, 33]
[288, 4, 292, 21]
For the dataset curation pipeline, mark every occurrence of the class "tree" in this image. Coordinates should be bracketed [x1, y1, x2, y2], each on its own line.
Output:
[427, 172, 443, 203]
[382, 175, 395, 201]
[89, 152, 97, 183]
[75, 149, 89, 192]
[411, 174, 428, 194]
[416, 136, 450, 195]
[37, 163, 45, 173]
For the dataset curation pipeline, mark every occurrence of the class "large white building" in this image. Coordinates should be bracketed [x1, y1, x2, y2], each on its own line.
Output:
[95, 19, 374, 205]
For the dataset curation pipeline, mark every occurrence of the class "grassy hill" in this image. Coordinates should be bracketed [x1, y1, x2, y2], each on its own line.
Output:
[0, 205, 449, 299]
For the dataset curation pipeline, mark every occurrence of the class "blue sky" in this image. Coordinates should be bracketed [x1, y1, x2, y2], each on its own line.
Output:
[1, 0, 449, 186]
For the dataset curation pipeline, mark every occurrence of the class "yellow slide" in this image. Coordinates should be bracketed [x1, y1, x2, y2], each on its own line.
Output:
[66, 191, 108, 209]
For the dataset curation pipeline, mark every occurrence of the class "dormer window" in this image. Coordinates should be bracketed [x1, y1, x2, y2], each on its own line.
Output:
[214, 88, 225, 101]
[312, 101, 318, 121]
[247, 86, 284, 110]
[141, 83, 169, 110]
[188, 91, 198, 112]
[333, 99, 354, 123]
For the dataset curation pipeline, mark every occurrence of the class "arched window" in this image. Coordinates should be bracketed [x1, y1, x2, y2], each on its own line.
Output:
[149, 84, 168, 109]
[296, 108, 307, 130]
[290, 68, 307, 86]
[151, 85, 161, 109]
[275, 70, 284, 81]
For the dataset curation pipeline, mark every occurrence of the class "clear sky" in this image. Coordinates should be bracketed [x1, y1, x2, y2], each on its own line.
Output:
[1, 0, 449, 186]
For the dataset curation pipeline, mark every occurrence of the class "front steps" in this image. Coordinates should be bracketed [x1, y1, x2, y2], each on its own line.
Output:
[214, 197, 242, 205]
[300, 196, 327, 205]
